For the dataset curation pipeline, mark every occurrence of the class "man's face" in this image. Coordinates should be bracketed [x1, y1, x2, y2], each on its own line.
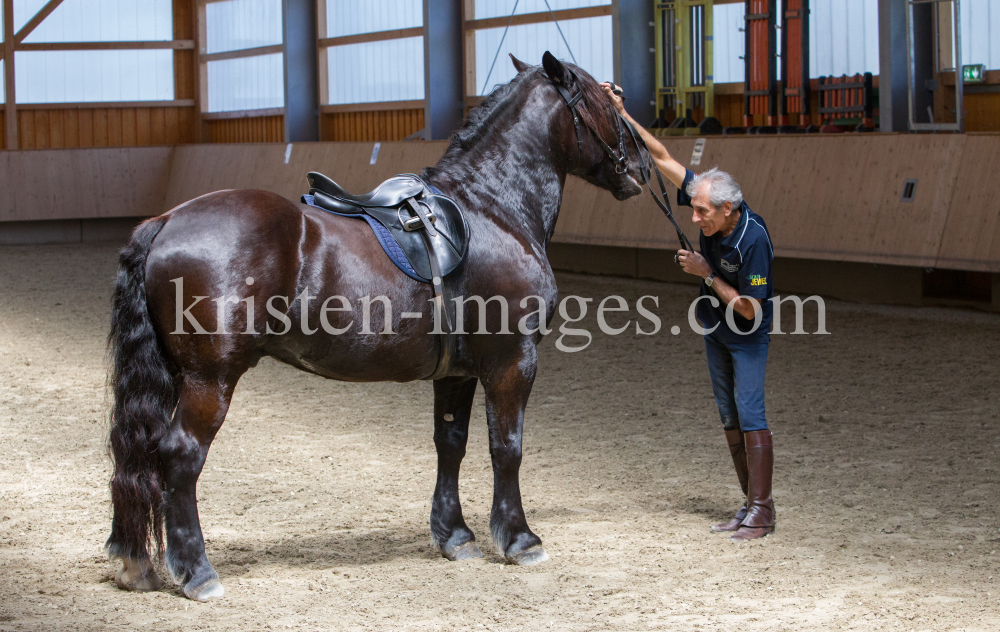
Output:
[690, 182, 734, 237]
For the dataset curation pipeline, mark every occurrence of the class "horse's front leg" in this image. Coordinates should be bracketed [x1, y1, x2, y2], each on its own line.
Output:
[481, 348, 548, 565]
[431, 376, 483, 560]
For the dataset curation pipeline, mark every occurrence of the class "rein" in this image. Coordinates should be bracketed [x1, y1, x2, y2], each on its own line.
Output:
[552, 80, 695, 254]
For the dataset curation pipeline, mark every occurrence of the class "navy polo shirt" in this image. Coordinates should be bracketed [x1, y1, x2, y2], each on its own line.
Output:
[678, 169, 774, 344]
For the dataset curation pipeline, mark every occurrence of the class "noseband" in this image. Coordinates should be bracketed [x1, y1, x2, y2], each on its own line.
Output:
[551, 79, 695, 253]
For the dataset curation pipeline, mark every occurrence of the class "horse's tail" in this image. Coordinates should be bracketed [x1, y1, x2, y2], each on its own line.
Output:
[105, 215, 176, 563]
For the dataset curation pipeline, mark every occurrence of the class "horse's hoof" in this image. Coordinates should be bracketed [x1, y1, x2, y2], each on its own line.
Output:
[115, 559, 164, 592]
[507, 545, 549, 566]
[442, 541, 484, 561]
[183, 578, 225, 601]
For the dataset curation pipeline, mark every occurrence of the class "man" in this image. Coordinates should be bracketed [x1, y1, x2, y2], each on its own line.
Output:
[602, 84, 775, 541]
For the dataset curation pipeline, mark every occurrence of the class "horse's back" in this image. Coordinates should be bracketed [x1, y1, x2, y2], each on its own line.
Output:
[142, 188, 437, 382]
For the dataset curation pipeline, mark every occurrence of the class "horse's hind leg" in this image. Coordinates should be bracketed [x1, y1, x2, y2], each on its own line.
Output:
[431, 377, 483, 560]
[160, 375, 238, 601]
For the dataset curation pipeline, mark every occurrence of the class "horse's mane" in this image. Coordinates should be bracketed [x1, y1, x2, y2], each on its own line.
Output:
[431, 62, 618, 165]
[449, 73, 531, 151]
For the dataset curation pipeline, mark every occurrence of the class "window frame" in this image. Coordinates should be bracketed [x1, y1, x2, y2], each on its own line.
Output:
[316, 0, 425, 113]
[197, 0, 285, 119]
[460, 1, 613, 105]
[2, 0, 194, 146]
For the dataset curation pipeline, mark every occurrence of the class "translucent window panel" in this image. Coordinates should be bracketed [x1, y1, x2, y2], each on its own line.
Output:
[0, 61, 5, 103]
[13, 0, 48, 33]
[205, 0, 283, 54]
[473, 0, 610, 20]
[22, 0, 172, 43]
[474, 16, 613, 95]
[713, 3, 745, 84]
[961, 0, 1000, 70]
[809, 0, 879, 77]
[325, 0, 422, 38]
[326, 37, 424, 104]
[15, 50, 173, 103]
[206, 53, 284, 112]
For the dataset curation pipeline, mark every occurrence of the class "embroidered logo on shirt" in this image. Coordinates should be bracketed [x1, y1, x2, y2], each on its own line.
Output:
[749, 274, 767, 286]
[719, 259, 740, 273]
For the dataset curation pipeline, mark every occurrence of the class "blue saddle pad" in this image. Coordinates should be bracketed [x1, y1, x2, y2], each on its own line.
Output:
[302, 194, 422, 282]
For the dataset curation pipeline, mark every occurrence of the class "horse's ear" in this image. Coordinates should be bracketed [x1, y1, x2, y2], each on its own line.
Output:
[542, 51, 574, 87]
[509, 53, 531, 73]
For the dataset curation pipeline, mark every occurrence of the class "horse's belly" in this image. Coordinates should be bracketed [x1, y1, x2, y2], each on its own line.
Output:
[262, 324, 439, 383]
[263, 215, 441, 382]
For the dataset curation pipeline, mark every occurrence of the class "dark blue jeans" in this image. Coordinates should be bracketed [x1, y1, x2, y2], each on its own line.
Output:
[704, 335, 769, 432]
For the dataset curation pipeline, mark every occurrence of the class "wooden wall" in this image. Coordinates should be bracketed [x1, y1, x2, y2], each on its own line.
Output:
[164, 141, 448, 209]
[0, 147, 172, 222]
[714, 94, 743, 128]
[4, 135, 1000, 273]
[206, 116, 285, 143]
[964, 93, 1000, 132]
[553, 133, 1000, 273]
[320, 109, 425, 142]
[16, 107, 198, 149]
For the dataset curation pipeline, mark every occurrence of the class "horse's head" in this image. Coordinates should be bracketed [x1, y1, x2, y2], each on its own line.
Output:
[512, 52, 645, 201]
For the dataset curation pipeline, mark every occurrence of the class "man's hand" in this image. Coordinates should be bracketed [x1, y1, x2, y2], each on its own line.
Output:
[677, 250, 761, 321]
[676, 249, 712, 278]
[600, 82, 626, 115]
[599, 82, 686, 190]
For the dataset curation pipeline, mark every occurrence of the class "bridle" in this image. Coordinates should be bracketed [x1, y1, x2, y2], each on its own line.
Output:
[551, 78, 696, 254]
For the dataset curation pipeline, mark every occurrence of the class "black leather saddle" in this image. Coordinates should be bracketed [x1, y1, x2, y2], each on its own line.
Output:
[304, 172, 468, 380]
[306, 172, 469, 283]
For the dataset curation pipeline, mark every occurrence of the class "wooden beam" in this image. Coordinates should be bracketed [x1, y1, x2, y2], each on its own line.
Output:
[17, 40, 195, 51]
[320, 100, 425, 114]
[17, 100, 196, 110]
[318, 27, 423, 48]
[199, 44, 283, 63]
[201, 107, 284, 120]
[316, 0, 329, 106]
[465, 5, 611, 31]
[12, 0, 63, 45]
[4, 0, 17, 149]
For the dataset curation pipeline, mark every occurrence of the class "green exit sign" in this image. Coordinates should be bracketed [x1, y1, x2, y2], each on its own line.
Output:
[963, 64, 985, 83]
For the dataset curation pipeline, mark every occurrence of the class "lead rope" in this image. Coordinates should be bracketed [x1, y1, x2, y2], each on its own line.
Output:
[618, 113, 695, 253]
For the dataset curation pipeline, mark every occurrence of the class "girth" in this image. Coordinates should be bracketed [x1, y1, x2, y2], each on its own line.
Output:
[303, 172, 469, 380]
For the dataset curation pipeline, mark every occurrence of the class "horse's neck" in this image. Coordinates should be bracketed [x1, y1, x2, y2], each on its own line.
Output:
[436, 96, 569, 245]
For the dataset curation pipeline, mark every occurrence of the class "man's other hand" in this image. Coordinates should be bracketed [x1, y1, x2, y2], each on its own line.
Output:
[676, 249, 711, 278]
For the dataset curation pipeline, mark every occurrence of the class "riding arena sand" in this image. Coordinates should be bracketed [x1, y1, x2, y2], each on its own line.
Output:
[0, 242, 998, 631]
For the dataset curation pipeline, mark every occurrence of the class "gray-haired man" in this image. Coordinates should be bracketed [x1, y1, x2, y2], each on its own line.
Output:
[603, 84, 776, 541]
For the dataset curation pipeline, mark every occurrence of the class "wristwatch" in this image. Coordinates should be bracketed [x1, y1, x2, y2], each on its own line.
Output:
[705, 273, 716, 288]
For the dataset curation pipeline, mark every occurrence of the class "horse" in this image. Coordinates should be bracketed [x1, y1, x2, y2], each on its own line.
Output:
[105, 52, 645, 601]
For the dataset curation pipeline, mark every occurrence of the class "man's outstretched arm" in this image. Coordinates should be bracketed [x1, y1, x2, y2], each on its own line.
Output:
[600, 83, 688, 191]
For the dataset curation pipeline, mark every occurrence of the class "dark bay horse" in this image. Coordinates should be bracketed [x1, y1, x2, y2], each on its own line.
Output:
[106, 52, 644, 600]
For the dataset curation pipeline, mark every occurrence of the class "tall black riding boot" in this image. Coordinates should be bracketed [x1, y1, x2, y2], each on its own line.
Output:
[730, 429, 775, 541]
[711, 428, 749, 532]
